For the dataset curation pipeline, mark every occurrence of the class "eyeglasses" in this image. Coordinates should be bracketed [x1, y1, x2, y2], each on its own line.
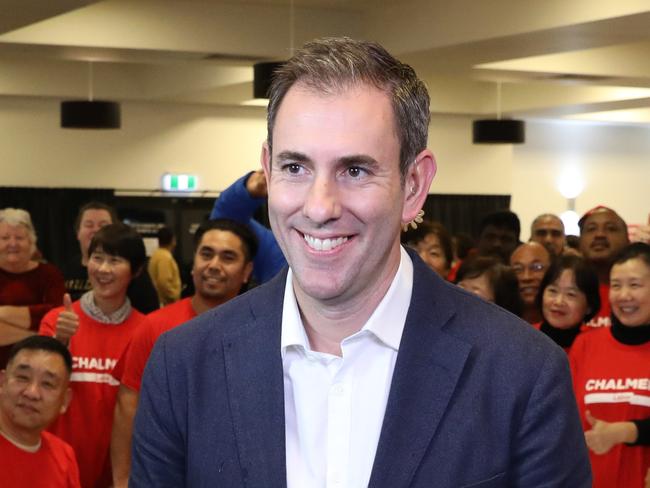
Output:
[512, 262, 547, 275]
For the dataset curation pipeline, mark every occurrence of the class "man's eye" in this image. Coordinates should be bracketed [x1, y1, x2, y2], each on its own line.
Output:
[346, 166, 366, 178]
[283, 163, 303, 175]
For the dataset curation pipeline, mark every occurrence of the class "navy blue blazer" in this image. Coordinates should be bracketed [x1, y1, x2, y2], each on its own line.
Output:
[131, 254, 591, 487]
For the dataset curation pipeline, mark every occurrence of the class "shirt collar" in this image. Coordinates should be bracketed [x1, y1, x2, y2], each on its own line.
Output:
[281, 246, 414, 356]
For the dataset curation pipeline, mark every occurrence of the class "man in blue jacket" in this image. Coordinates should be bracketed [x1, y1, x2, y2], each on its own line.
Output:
[132, 37, 591, 487]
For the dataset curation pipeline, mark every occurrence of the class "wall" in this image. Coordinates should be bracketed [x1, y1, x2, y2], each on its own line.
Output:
[0, 97, 512, 195]
[512, 120, 650, 238]
[1, 97, 648, 238]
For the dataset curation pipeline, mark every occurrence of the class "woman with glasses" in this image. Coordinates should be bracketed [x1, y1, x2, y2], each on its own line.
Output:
[39, 223, 147, 488]
[534, 255, 600, 353]
[570, 243, 650, 488]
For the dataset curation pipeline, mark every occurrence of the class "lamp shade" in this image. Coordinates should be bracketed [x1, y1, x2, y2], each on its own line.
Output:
[472, 119, 525, 144]
[253, 61, 284, 99]
[60, 100, 121, 129]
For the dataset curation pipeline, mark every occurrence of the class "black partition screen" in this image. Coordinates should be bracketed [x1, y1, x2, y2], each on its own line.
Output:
[422, 193, 511, 237]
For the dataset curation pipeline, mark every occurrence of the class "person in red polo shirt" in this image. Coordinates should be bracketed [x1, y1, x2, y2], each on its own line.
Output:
[110, 219, 257, 487]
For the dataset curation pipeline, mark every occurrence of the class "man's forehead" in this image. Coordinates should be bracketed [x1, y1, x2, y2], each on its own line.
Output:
[9, 350, 67, 376]
[511, 243, 549, 262]
[534, 217, 563, 229]
[583, 209, 622, 225]
[198, 230, 244, 252]
[273, 83, 397, 139]
[81, 209, 112, 223]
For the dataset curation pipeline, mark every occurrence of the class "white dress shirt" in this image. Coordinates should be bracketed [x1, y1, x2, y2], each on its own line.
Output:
[282, 246, 414, 488]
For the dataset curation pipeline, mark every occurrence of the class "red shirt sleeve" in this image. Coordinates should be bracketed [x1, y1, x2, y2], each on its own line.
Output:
[38, 306, 63, 337]
[120, 319, 157, 392]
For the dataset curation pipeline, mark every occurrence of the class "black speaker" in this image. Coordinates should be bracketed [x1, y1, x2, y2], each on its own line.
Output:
[61, 100, 121, 129]
[473, 119, 525, 144]
[253, 62, 284, 99]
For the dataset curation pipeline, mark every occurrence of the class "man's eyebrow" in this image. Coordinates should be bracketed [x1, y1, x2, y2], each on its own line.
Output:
[275, 151, 311, 164]
[338, 154, 380, 168]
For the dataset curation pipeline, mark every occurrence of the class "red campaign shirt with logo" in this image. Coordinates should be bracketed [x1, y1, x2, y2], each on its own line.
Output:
[0, 431, 81, 488]
[569, 327, 650, 488]
[115, 297, 196, 392]
[39, 301, 145, 488]
[584, 283, 612, 329]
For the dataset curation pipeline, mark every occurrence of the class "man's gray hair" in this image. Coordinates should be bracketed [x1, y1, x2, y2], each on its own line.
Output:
[0, 207, 37, 250]
[266, 37, 430, 177]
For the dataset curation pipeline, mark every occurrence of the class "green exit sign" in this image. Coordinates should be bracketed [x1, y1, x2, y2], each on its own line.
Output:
[162, 173, 198, 192]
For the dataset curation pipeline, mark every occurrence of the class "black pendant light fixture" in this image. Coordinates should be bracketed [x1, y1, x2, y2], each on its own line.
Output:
[61, 62, 121, 129]
[253, 61, 284, 99]
[473, 82, 525, 144]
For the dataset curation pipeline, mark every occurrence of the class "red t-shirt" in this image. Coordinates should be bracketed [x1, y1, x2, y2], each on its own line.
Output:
[569, 327, 650, 488]
[117, 297, 196, 392]
[0, 431, 80, 488]
[39, 302, 145, 488]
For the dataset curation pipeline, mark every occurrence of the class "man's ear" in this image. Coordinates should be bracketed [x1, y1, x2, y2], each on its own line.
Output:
[243, 261, 254, 284]
[60, 387, 72, 415]
[401, 149, 437, 225]
[260, 142, 272, 188]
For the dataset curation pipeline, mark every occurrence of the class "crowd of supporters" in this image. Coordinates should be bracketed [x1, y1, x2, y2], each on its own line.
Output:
[1, 173, 649, 487]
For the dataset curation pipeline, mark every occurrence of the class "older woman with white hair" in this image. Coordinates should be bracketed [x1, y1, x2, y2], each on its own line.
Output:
[0, 207, 65, 367]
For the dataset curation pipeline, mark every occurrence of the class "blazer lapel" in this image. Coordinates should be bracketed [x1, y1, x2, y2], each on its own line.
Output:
[369, 261, 472, 488]
[222, 272, 288, 488]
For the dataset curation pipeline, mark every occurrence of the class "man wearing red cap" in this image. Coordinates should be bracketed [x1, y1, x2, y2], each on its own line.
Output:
[578, 206, 629, 328]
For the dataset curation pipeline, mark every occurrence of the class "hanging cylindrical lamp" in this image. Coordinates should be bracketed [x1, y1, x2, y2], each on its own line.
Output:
[473, 82, 525, 144]
[61, 62, 121, 129]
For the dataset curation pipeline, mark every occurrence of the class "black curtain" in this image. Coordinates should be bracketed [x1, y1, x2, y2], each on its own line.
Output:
[0, 187, 115, 268]
[422, 193, 511, 238]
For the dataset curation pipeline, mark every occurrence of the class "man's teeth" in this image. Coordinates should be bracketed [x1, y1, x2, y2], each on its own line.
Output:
[303, 234, 348, 251]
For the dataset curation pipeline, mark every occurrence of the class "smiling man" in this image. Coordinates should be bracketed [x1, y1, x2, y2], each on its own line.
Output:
[110, 219, 256, 487]
[131, 37, 591, 487]
[579, 206, 630, 328]
[0, 336, 80, 487]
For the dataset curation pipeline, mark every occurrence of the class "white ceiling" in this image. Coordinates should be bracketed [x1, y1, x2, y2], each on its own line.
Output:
[2, 0, 650, 123]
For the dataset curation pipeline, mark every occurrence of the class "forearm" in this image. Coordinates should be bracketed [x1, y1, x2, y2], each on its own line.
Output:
[0, 305, 31, 329]
[111, 386, 139, 488]
[0, 321, 35, 345]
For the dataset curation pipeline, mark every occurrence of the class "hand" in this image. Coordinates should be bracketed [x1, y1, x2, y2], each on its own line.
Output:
[55, 294, 79, 345]
[245, 169, 268, 198]
[645, 467, 650, 488]
[631, 213, 650, 244]
[584, 410, 637, 455]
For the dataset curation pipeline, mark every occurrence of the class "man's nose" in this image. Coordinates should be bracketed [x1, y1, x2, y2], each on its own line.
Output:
[302, 176, 342, 225]
[23, 381, 41, 399]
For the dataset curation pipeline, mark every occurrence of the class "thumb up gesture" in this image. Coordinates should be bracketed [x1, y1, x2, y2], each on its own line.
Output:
[56, 294, 79, 345]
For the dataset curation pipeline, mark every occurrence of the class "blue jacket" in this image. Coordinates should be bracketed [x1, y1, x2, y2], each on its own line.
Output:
[132, 252, 591, 487]
[210, 172, 286, 283]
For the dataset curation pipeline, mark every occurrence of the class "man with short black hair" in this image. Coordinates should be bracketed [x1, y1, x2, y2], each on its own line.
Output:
[0, 336, 80, 487]
[476, 210, 521, 263]
[111, 219, 256, 487]
[579, 206, 630, 328]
